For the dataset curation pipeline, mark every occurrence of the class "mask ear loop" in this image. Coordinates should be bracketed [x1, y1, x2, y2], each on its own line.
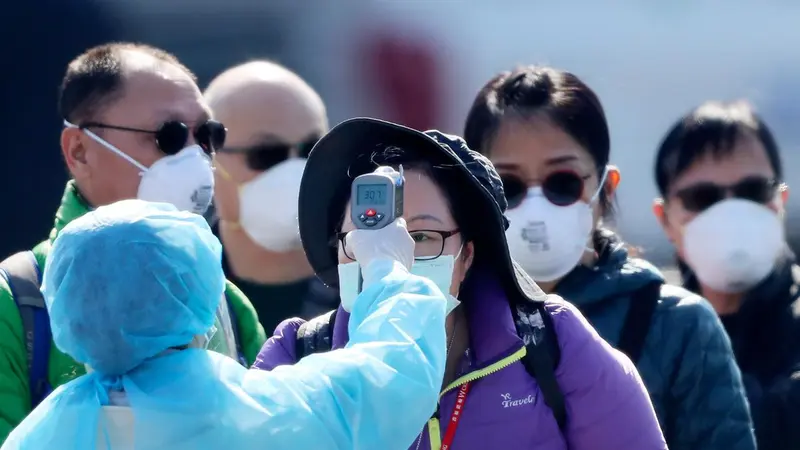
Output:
[418, 243, 464, 262]
[584, 166, 610, 253]
[213, 157, 234, 182]
[63, 120, 149, 173]
[209, 157, 246, 230]
[589, 166, 610, 205]
[451, 243, 466, 301]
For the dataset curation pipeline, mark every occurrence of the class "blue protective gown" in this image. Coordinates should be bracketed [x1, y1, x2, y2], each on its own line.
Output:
[2, 259, 447, 449]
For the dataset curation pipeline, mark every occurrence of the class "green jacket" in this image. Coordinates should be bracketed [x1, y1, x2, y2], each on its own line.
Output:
[556, 233, 756, 449]
[0, 182, 266, 442]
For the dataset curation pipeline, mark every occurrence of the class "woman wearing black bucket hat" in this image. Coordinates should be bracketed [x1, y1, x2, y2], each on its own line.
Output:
[252, 118, 665, 449]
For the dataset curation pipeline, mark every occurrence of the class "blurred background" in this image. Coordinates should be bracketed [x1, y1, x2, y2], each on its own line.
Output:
[3, 0, 800, 268]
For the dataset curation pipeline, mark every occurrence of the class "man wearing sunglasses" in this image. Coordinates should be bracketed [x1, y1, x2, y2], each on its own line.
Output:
[0, 42, 266, 444]
[204, 61, 338, 334]
[654, 100, 800, 450]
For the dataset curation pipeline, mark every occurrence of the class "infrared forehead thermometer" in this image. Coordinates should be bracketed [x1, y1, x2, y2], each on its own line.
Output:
[350, 165, 404, 230]
[350, 166, 405, 294]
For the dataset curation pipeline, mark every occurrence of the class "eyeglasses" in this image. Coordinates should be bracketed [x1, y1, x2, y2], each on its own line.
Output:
[79, 120, 227, 155]
[673, 176, 781, 213]
[218, 135, 320, 171]
[336, 229, 460, 261]
[501, 170, 591, 209]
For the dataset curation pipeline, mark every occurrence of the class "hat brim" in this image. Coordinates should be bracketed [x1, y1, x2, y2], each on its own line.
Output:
[298, 117, 545, 303]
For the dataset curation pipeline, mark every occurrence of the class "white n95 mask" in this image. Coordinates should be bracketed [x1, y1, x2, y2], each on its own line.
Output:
[225, 158, 306, 253]
[505, 170, 606, 283]
[65, 120, 214, 214]
[683, 198, 784, 293]
[338, 254, 462, 314]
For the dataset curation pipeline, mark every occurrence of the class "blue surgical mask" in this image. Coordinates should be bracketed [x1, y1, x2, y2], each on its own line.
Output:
[338, 253, 462, 314]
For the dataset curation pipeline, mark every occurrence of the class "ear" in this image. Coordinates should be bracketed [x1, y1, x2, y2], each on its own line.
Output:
[652, 198, 667, 226]
[604, 165, 621, 198]
[462, 241, 475, 274]
[60, 128, 90, 178]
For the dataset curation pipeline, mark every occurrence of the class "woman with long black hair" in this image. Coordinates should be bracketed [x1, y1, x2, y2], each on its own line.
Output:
[463, 66, 755, 449]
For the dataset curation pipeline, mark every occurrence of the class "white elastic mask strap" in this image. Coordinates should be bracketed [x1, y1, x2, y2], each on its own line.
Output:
[451, 244, 465, 296]
[453, 244, 464, 261]
[583, 167, 608, 252]
[64, 119, 148, 172]
[589, 166, 609, 204]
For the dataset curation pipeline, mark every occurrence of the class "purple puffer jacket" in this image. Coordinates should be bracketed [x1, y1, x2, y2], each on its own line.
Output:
[253, 270, 666, 449]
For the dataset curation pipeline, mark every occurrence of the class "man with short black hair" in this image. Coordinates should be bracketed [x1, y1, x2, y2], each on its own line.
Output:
[0, 42, 265, 443]
[654, 100, 800, 450]
[58, 42, 220, 211]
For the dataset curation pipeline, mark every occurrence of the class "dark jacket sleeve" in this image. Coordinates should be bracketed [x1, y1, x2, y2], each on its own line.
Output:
[667, 297, 756, 449]
[746, 361, 800, 449]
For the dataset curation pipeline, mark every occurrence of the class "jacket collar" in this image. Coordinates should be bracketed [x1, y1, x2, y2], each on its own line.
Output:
[460, 268, 526, 366]
[683, 251, 800, 378]
[49, 180, 92, 243]
[330, 267, 523, 367]
[681, 249, 799, 319]
[555, 231, 663, 309]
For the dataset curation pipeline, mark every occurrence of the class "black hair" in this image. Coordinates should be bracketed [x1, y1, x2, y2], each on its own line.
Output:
[654, 100, 782, 196]
[464, 65, 616, 253]
[58, 42, 197, 124]
[464, 65, 613, 216]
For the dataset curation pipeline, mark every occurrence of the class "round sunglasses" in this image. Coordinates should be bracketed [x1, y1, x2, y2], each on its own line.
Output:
[501, 170, 591, 209]
[79, 120, 227, 155]
[673, 176, 780, 213]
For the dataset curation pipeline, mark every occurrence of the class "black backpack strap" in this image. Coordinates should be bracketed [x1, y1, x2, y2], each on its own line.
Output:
[518, 302, 567, 431]
[0, 251, 52, 407]
[295, 309, 337, 360]
[617, 281, 661, 364]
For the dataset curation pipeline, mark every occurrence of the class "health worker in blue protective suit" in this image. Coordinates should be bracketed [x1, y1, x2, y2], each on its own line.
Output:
[1, 199, 447, 450]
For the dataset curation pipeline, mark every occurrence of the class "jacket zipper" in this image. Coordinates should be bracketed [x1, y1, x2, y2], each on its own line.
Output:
[423, 346, 527, 450]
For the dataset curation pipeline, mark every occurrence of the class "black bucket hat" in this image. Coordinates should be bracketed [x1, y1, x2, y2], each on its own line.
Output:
[298, 117, 546, 304]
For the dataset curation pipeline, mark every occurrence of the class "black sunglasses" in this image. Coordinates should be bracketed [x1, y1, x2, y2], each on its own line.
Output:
[501, 170, 591, 209]
[218, 135, 320, 171]
[673, 176, 780, 213]
[80, 120, 227, 155]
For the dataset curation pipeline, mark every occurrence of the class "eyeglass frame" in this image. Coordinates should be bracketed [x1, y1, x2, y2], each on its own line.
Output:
[78, 120, 227, 155]
[334, 229, 461, 261]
